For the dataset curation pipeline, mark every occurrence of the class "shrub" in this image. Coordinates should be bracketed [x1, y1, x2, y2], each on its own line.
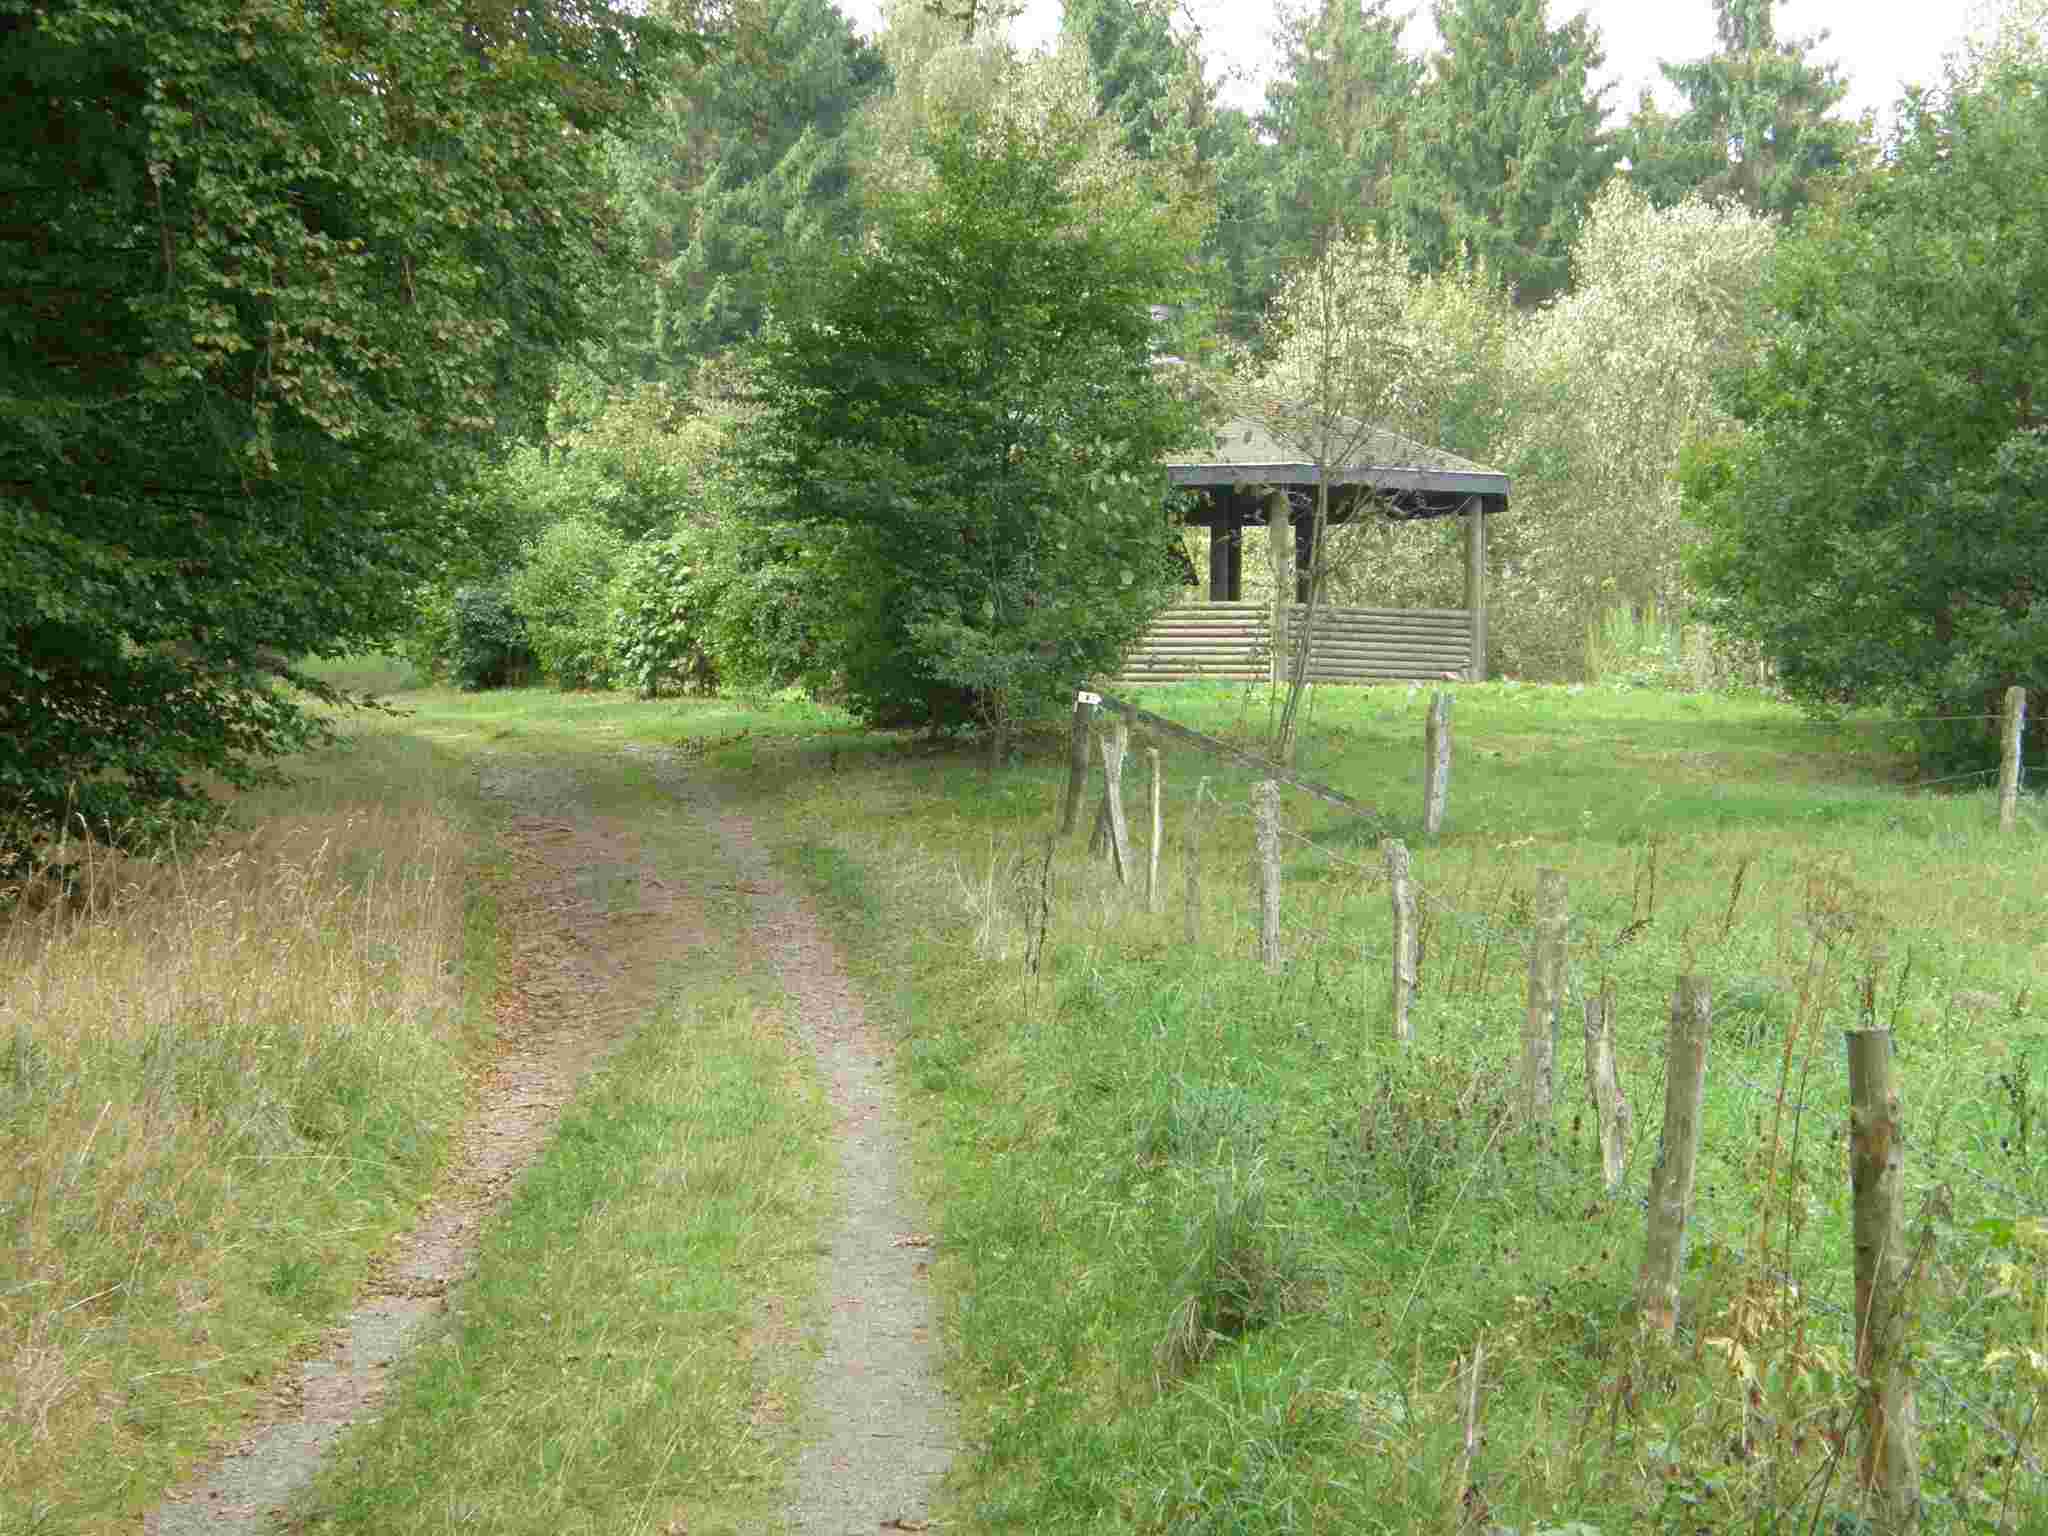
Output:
[505, 518, 627, 689]
[447, 584, 533, 691]
[607, 529, 718, 697]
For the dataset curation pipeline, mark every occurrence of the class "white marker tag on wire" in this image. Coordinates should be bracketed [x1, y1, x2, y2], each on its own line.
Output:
[1076, 691, 1102, 706]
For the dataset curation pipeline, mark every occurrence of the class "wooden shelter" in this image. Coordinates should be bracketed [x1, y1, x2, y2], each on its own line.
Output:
[1119, 416, 1510, 685]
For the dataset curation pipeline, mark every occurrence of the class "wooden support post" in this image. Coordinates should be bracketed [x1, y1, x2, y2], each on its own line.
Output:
[1098, 715, 1132, 885]
[1584, 978, 1630, 1192]
[1999, 686, 2027, 833]
[1207, 521, 1229, 602]
[1423, 691, 1453, 837]
[1384, 837, 1416, 1045]
[1254, 780, 1281, 974]
[1267, 491, 1292, 687]
[1294, 511, 1316, 605]
[1145, 747, 1163, 914]
[1848, 1029, 1922, 1531]
[1060, 693, 1096, 837]
[1184, 777, 1207, 945]
[1520, 869, 1567, 1123]
[1465, 497, 1487, 683]
[1637, 976, 1711, 1340]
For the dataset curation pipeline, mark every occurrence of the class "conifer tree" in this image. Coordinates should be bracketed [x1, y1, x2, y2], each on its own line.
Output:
[1262, 0, 1421, 263]
[1397, 0, 1613, 305]
[1062, 0, 1184, 157]
[608, 0, 887, 380]
[1622, 0, 1860, 217]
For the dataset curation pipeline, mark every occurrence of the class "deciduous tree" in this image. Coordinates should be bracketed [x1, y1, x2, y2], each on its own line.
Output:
[1684, 50, 2048, 756]
[0, 0, 682, 865]
[750, 104, 1204, 740]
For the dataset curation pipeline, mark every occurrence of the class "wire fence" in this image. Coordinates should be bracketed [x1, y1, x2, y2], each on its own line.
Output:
[1037, 686, 2046, 1524]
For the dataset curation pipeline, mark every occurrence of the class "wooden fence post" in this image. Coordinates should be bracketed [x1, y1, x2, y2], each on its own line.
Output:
[1060, 693, 1097, 837]
[2000, 686, 2027, 834]
[1584, 978, 1630, 1191]
[1637, 976, 1711, 1340]
[1025, 824, 1056, 979]
[1423, 691, 1453, 837]
[1520, 869, 1568, 1123]
[1384, 837, 1416, 1045]
[1254, 780, 1281, 974]
[1098, 716, 1133, 885]
[1145, 747, 1163, 914]
[1450, 1334, 1485, 1531]
[1184, 777, 1207, 945]
[1847, 1028, 1922, 1531]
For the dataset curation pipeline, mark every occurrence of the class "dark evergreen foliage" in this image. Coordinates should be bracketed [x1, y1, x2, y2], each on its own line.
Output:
[1622, 0, 1862, 218]
[1397, 0, 1614, 305]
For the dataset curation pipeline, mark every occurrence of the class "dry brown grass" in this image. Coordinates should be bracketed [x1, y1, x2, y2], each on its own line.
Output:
[0, 724, 487, 1526]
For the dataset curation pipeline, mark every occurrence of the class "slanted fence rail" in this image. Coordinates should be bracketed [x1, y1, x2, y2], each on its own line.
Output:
[1117, 602, 1474, 685]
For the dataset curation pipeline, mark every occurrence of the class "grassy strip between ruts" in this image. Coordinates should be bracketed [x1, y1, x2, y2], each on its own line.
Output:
[1, 714, 499, 1531]
[750, 680, 2048, 1534]
[290, 985, 828, 1536]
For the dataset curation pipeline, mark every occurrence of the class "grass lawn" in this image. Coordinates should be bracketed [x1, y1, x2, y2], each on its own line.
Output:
[737, 678, 2047, 1533]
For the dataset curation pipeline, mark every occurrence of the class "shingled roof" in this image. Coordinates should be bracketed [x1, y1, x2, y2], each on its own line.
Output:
[1165, 415, 1509, 500]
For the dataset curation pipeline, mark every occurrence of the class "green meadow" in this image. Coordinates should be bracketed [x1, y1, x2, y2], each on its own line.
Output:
[745, 678, 2046, 1533]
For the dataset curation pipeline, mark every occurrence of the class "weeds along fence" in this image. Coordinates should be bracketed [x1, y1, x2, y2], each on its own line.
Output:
[1007, 685, 2045, 1531]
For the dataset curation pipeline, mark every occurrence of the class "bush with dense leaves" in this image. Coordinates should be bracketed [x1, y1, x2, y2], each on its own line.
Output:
[607, 530, 718, 697]
[448, 586, 534, 692]
[505, 519, 628, 690]
[751, 102, 1204, 737]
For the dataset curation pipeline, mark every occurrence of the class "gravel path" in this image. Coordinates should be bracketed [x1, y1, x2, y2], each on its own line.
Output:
[650, 754, 956, 1534]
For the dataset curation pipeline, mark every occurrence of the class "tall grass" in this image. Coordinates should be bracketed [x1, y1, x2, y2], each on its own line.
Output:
[1, 724, 487, 1527]
[753, 680, 2048, 1532]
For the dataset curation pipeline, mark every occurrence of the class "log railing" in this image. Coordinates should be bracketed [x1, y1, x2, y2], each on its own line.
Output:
[1116, 602, 1474, 684]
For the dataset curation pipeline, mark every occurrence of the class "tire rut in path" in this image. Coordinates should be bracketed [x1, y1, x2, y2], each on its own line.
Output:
[146, 757, 706, 1535]
[680, 777, 955, 1535]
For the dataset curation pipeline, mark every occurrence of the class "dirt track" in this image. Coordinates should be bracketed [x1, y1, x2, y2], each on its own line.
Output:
[145, 748, 951, 1533]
